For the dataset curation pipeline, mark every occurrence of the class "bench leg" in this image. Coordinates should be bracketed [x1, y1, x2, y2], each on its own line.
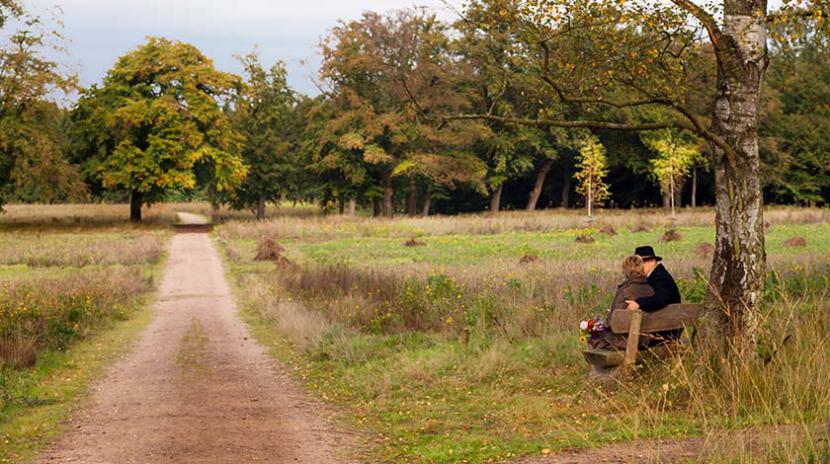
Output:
[621, 309, 643, 375]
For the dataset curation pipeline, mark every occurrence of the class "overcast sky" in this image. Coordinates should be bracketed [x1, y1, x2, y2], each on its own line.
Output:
[25, 0, 463, 96]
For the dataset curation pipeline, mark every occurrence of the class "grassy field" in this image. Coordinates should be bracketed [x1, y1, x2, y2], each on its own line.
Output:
[1, 203, 827, 463]
[219, 206, 830, 463]
[0, 206, 170, 463]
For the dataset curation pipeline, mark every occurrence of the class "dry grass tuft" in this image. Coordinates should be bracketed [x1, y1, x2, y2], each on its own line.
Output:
[519, 254, 540, 265]
[254, 238, 286, 261]
[784, 237, 807, 247]
[661, 229, 683, 242]
[599, 224, 618, 236]
[630, 223, 651, 233]
[404, 238, 426, 247]
[575, 235, 595, 244]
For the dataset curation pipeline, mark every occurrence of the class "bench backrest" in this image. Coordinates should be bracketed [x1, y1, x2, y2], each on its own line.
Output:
[610, 303, 703, 334]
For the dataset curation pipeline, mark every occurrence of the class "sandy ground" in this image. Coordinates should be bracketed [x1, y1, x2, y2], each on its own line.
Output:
[176, 212, 211, 225]
[39, 232, 354, 463]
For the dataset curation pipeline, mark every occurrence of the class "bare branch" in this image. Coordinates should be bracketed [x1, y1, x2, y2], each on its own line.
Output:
[669, 0, 721, 44]
[444, 113, 686, 131]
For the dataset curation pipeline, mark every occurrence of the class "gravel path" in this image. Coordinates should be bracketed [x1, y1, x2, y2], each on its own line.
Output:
[39, 232, 353, 463]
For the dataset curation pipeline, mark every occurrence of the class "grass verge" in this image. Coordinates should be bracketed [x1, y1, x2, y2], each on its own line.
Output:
[0, 296, 156, 463]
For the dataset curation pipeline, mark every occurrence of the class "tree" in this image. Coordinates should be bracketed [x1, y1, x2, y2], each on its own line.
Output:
[231, 52, 301, 219]
[70, 37, 247, 222]
[761, 33, 830, 205]
[317, 9, 484, 218]
[642, 130, 705, 216]
[0, 4, 81, 207]
[452, 0, 557, 213]
[574, 136, 609, 217]
[450, 0, 830, 349]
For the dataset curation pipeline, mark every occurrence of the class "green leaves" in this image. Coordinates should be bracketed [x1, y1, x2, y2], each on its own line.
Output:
[72, 37, 247, 213]
[574, 136, 610, 214]
[641, 129, 704, 196]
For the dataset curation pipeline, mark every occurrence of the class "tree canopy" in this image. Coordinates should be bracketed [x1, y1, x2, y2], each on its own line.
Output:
[70, 37, 247, 221]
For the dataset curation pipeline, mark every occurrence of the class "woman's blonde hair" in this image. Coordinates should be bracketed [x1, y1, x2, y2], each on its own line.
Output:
[622, 255, 645, 279]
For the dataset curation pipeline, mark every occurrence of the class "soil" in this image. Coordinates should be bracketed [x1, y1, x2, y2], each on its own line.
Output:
[575, 235, 596, 244]
[39, 230, 355, 463]
[660, 229, 682, 242]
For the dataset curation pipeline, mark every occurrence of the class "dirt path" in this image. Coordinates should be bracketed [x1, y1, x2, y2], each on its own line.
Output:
[39, 232, 354, 463]
[176, 211, 211, 225]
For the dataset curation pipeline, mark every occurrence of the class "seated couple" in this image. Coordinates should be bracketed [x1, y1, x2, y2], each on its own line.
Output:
[588, 246, 682, 352]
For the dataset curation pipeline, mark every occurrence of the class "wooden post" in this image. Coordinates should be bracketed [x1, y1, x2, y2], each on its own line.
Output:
[622, 309, 643, 374]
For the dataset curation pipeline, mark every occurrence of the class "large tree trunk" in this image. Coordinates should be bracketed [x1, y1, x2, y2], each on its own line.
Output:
[372, 197, 381, 217]
[691, 167, 698, 208]
[407, 176, 418, 216]
[256, 194, 266, 220]
[422, 194, 431, 217]
[560, 176, 571, 208]
[130, 190, 142, 223]
[382, 171, 394, 218]
[347, 197, 357, 216]
[490, 182, 503, 213]
[527, 159, 554, 211]
[674, 177, 685, 212]
[701, 7, 769, 350]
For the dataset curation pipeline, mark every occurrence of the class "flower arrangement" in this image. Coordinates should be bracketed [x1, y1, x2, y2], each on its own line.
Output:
[579, 317, 607, 343]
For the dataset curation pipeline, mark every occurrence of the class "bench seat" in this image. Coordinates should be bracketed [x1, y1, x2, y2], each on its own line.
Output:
[583, 303, 703, 374]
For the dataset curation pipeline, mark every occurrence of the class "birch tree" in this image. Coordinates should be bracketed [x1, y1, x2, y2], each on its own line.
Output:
[643, 130, 705, 216]
[574, 136, 609, 217]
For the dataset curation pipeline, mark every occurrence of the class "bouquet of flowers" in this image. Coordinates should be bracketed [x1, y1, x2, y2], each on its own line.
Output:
[578, 317, 607, 343]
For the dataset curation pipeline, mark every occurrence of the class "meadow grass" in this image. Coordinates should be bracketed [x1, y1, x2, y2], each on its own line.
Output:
[0, 212, 168, 462]
[221, 207, 830, 463]
[0, 201, 318, 231]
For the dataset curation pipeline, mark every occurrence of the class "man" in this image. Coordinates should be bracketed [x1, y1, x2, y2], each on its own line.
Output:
[625, 245, 682, 344]
[625, 245, 681, 311]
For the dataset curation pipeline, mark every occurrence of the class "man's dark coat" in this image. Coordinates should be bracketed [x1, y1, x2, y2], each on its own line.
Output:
[634, 263, 681, 311]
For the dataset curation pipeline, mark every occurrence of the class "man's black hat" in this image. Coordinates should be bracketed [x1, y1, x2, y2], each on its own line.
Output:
[634, 246, 662, 262]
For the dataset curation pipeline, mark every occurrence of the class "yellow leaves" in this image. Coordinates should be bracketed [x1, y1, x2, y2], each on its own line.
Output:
[363, 144, 393, 164]
[338, 132, 365, 150]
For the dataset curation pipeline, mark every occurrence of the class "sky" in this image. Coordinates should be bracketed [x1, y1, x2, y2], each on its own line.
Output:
[25, 0, 463, 96]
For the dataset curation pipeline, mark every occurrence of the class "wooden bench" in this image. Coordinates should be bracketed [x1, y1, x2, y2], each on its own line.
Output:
[583, 303, 703, 374]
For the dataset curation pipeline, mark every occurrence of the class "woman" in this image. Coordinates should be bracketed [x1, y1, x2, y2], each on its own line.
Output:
[588, 255, 655, 351]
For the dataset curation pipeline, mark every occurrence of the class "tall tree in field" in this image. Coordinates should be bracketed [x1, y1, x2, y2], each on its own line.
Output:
[452, 0, 560, 213]
[70, 38, 247, 222]
[642, 130, 704, 216]
[451, 0, 830, 349]
[318, 9, 483, 217]
[231, 52, 301, 220]
[0, 4, 82, 207]
[574, 136, 609, 217]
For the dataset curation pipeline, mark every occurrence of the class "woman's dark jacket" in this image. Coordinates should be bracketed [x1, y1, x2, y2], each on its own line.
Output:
[589, 276, 654, 351]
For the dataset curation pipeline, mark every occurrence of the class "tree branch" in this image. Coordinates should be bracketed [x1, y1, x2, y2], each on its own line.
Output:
[669, 0, 721, 45]
[538, 41, 664, 109]
[444, 113, 686, 131]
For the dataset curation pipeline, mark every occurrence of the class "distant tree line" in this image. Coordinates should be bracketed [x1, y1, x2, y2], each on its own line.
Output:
[0, 0, 828, 220]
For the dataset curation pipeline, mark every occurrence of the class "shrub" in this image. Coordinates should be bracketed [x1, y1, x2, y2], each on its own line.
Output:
[0, 269, 151, 369]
